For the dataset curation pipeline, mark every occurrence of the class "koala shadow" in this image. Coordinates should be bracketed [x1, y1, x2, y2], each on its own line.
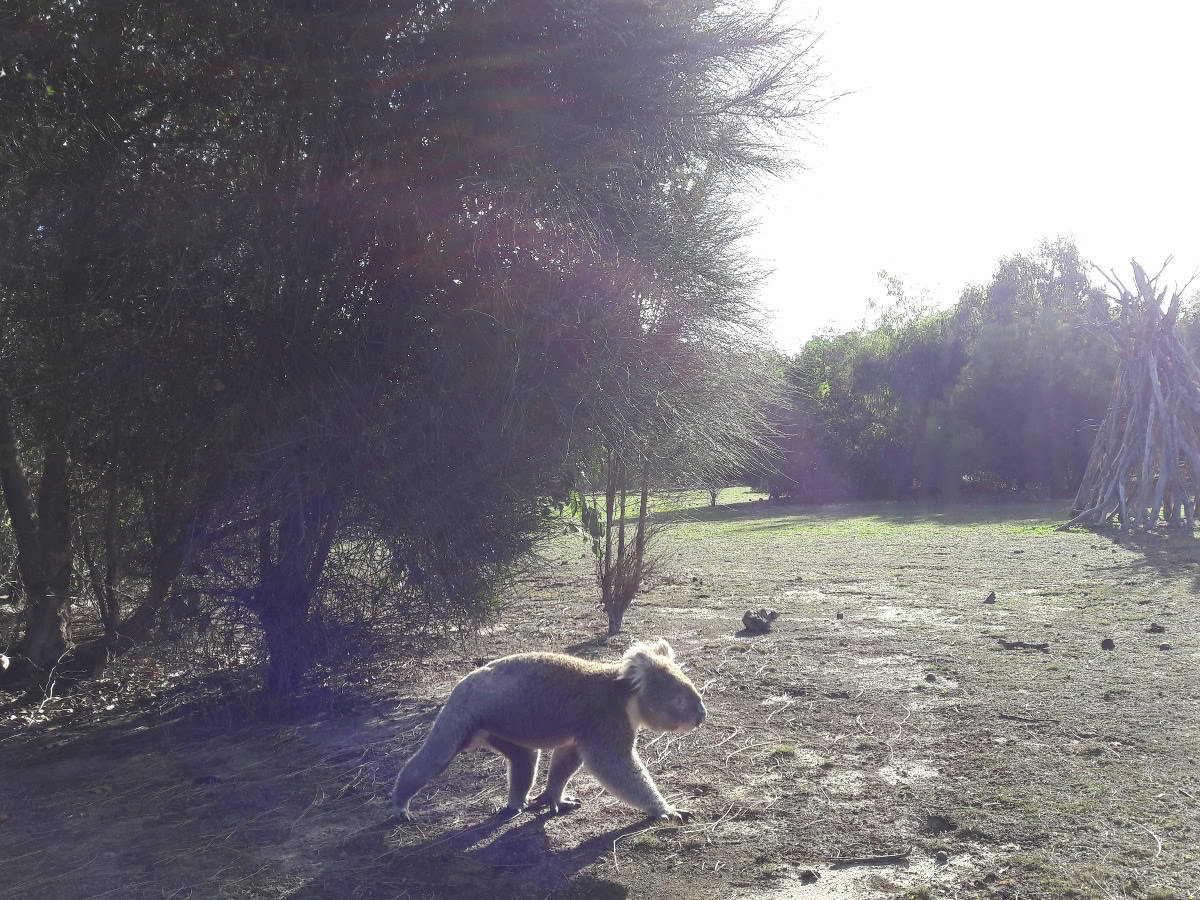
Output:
[286, 810, 647, 899]
[563, 634, 618, 657]
[733, 626, 770, 639]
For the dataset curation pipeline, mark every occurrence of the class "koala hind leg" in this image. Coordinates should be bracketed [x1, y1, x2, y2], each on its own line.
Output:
[528, 744, 584, 814]
[392, 721, 476, 820]
[484, 735, 540, 817]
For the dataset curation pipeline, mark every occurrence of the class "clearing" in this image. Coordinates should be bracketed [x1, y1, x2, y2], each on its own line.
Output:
[2, 494, 1198, 899]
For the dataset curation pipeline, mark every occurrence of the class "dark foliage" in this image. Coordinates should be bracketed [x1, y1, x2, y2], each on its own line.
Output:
[760, 240, 1119, 501]
[0, 0, 821, 694]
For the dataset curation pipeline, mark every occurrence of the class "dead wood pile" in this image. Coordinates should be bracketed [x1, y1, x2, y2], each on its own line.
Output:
[1066, 260, 1200, 531]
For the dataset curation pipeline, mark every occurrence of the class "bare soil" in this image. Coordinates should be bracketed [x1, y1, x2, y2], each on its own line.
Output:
[2, 496, 1198, 899]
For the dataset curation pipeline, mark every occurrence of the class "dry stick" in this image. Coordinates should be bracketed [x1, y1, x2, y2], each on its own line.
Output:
[996, 638, 1050, 652]
[708, 725, 742, 751]
[705, 802, 740, 832]
[1151, 387, 1174, 523]
[828, 847, 912, 866]
[885, 705, 913, 766]
[1134, 822, 1163, 859]
[765, 698, 795, 724]
[724, 739, 780, 767]
[1085, 872, 1121, 900]
[611, 823, 661, 873]
[1138, 361, 1158, 528]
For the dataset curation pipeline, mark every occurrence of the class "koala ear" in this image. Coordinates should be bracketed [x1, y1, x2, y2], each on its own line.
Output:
[650, 637, 675, 660]
[620, 641, 657, 690]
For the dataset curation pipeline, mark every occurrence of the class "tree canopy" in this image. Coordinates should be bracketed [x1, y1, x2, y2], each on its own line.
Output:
[759, 240, 1123, 502]
[0, 0, 822, 694]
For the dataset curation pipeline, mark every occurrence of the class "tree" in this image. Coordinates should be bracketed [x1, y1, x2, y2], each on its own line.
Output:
[942, 241, 1113, 497]
[1, 0, 825, 694]
[762, 241, 1113, 504]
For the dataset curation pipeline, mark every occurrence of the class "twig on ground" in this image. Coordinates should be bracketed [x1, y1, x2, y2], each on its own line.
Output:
[612, 823, 660, 873]
[1134, 822, 1163, 858]
[886, 705, 913, 765]
[1085, 871, 1120, 900]
[998, 712, 1050, 724]
[708, 725, 741, 751]
[765, 699, 795, 724]
[724, 739, 779, 767]
[647, 734, 677, 766]
[36, 649, 72, 713]
[995, 638, 1050, 652]
[705, 803, 739, 832]
[828, 847, 912, 866]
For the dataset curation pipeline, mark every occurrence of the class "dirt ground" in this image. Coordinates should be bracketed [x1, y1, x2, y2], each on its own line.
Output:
[2, 495, 1198, 899]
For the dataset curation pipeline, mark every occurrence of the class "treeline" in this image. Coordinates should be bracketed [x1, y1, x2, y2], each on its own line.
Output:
[0, 0, 816, 696]
[760, 241, 1199, 502]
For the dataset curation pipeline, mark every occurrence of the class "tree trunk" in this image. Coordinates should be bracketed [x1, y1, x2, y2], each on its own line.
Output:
[68, 535, 189, 680]
[599, 451, 652, 637]
[246, 477, 341, 698]
[0, 395, 75, 685]
[259, 598, 317, 697]
[78, 473, 123, 648]
[607, 606, 623, 637]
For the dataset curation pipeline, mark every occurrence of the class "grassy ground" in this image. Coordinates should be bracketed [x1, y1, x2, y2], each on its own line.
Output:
[2, 492, 1198, 899]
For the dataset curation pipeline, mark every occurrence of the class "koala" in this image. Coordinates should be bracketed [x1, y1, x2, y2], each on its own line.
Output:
[391, 637, 706, 823]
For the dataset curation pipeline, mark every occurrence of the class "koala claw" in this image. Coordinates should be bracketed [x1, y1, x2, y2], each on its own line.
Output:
[659, 807, 694, 824]
[527, 792, 583, 815]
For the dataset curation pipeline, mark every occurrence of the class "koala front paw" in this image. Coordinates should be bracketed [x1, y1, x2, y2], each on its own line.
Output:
[659, 807, 694, 824]
[527, 792, 583, 815]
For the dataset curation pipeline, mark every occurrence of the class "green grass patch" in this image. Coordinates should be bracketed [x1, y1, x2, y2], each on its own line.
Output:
[663, 499, 1072, 543]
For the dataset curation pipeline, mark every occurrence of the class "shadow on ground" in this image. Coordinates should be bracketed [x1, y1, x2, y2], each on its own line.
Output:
[0, 684, 648, 900]
[289, 813, 641, 899]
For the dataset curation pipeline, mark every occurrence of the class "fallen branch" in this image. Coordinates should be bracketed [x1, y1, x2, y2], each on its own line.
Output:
[995, 638, 1050, 653]
[828, 847, 912, 866]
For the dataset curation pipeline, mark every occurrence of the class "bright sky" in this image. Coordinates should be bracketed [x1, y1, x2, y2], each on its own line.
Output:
[753, 0, 1200, 349]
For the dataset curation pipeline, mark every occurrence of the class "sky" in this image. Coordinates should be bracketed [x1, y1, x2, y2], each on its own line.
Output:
[751, 0, 1200, 349]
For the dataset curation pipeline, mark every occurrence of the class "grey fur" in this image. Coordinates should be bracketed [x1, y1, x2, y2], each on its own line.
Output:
[391, 638, 706, 822]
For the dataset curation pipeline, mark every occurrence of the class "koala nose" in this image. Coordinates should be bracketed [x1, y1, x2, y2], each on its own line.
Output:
[695, 699, 707, 726]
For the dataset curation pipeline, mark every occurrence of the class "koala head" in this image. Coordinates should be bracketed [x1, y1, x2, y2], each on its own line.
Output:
[621, 638, 707, 733]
